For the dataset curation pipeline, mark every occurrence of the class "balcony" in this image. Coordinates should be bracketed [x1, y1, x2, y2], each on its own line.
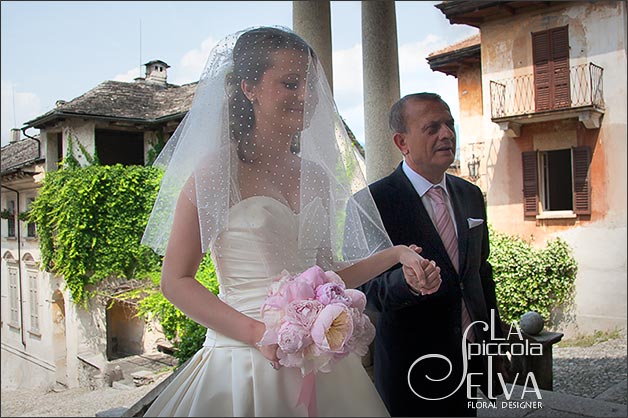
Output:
[490, 62, 604, 137]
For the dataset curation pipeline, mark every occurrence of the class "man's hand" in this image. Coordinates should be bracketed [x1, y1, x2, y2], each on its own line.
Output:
[400, 245, 442, 295]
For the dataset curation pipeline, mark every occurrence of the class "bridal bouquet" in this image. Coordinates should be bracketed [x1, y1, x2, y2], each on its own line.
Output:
[258, 265, 375, 376]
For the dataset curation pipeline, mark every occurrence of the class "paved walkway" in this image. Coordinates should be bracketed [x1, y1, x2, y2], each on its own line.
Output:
[477, 381, 627, 417]
[92, 378, 628, 417]
[6, 350, 623, 417]
[101, 351, 627, 417]
[95, 386, 628, 418]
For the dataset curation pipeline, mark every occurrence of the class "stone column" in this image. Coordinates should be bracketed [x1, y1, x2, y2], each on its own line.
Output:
[362, 0, 401, 183]
[293, 1, 333, 92]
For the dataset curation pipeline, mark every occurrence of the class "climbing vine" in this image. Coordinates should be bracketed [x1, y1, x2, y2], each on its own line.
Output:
[29, 158, 164, 305]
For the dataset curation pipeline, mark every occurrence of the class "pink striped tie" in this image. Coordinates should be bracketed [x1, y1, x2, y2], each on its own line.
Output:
[426, 186, 474, 342]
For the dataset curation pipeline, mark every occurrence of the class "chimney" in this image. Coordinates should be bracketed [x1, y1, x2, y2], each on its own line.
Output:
[144, 60, 170, 86]
[10, 128, 21, 143]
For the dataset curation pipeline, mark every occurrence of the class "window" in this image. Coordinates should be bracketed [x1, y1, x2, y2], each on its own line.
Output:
[26, 197, 36, 238]
[8, 267, 19, 326]
[6, 200, 16, 237]
[95, 129, 145, 166]
[56, 132, 64, 168]
[532, 26, 570, 111]
[522, 147, 591, 217]
[28, 270, 39, 333]
[541, 149, 573, 211]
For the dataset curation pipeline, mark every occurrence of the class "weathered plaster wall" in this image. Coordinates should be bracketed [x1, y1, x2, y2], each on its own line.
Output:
[64, 120, 96, 167]
[1, 172, 65, 389]
[457, 62, 488, 190]
[465, 1, 626, 335]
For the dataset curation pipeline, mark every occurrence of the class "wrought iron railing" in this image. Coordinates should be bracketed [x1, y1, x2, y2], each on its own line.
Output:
[490, 62, 604, 119]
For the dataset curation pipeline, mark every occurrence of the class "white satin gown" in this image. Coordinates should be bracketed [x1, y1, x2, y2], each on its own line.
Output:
[144, 196, 390, 417]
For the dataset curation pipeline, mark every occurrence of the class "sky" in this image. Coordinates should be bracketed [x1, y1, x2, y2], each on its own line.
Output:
[0, 1, 478, 147]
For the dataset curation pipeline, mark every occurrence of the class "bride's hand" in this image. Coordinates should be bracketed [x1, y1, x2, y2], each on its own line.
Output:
[259, 343, 281, 369]
[254, 322, 281, 369]
[398, 245, 442, 295]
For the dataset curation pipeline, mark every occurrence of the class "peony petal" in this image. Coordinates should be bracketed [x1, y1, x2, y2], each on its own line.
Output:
[323, 270, 346, 287]
[325, 310, 353, 351]
[311, 304, 354, 353]
[298, 265, 327, 290]
[344, 289, 367, 311]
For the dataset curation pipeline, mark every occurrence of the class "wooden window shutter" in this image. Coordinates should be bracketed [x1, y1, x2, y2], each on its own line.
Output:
[572, 146, 591, 215]
[533, 26, 570, 111]
[522, 151, 539, 216]
[533, 31, 551, 111]
[550, 26, 570, 108]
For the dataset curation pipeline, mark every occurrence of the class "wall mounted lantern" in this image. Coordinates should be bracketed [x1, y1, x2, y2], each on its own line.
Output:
[467, 154, 480, 181]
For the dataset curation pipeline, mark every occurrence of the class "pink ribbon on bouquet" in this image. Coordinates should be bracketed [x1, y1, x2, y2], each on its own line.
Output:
[296, 372, 318, 417]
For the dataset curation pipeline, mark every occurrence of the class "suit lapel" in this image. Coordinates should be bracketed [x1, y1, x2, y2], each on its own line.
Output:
[389, 166, 427, 240]
[446, 176, 469, 276]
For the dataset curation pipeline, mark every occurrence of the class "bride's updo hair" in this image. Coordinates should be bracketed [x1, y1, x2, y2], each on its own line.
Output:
[226, 27, 314, 162]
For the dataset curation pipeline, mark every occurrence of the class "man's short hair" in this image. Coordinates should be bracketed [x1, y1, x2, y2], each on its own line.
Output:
[389, 93, 451, 133]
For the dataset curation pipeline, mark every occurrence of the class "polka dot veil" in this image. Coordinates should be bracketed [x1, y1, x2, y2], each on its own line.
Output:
[141, 26, 392, 270]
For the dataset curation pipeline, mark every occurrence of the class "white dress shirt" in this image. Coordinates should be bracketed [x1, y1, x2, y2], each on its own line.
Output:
[401, 160, 458, 237]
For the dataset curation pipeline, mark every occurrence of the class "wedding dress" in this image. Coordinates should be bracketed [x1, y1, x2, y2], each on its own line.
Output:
[144, 196, 390, 417]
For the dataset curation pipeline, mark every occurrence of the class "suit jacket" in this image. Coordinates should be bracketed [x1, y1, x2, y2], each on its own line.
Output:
[358, 164, 503, 417]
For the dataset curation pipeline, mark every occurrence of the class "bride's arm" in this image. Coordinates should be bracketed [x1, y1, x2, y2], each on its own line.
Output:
[160, 185, 270, 353]
[335, 245, 440, 291]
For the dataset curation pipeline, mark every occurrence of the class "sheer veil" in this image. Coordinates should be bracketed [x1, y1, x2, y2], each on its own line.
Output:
[141, 26, 391, 270]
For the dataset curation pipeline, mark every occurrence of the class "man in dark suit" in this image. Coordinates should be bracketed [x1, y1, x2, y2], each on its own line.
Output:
[359, 93, 504, 417]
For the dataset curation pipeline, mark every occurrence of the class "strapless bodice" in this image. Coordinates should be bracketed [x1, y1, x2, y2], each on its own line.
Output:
[210, 196, 326, 320]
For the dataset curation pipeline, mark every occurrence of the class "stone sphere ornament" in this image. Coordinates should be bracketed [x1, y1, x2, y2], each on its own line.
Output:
[520, 311, 544, 335]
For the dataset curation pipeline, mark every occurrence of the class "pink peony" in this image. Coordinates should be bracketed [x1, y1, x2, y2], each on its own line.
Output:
[277, 322, 310, 354]
[303, 344, 335, 373]
[345, 308, 376, 356]
[282, 279, 316, 304]
[267, 270, 293, 296]
[265, 277, 315, 309]
[278, 342, 332, 373]
[260, 267, 376, 376]
[277, 348, 305, 369]
[311, 303, 354, 353]
[315, 282, 351, 306]
[286, 300, 324, 329]
[298, 266, 327, 290]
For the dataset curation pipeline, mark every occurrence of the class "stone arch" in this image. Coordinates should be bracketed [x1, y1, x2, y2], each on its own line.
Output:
[51, 289, 68, 386]
[21, 253, 34, 262]
[21, 252, 39, 269]
[2, 250, 16, 261]
[106, 299, 145, 360]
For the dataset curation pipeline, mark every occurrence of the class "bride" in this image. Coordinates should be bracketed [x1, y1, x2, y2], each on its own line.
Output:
[141, 26, 442, 417]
